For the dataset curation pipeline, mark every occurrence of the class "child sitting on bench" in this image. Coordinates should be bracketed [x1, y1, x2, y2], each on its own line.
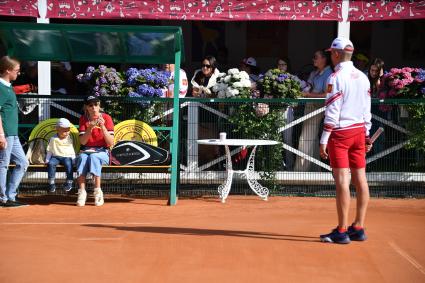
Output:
[45, 118, 76, 192]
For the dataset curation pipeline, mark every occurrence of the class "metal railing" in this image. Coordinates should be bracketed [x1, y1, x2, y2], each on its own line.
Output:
[16, 95, 425, 198]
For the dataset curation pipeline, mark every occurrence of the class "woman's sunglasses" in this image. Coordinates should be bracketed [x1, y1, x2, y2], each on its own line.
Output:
[202, 64, 212, 68]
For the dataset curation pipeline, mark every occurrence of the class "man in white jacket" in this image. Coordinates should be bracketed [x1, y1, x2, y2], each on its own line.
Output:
[319, 37, 372, 244]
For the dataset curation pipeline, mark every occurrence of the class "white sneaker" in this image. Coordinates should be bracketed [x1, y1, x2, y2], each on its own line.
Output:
[94, 188, 104, 206]
[76, 189, 87, 207]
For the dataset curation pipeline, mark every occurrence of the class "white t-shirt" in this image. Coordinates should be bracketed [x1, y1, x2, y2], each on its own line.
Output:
[168, 69, 188, 98]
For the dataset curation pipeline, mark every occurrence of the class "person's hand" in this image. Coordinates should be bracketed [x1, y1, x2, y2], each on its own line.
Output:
[0, 135, 7, 150]
[97, 115, 105, 128]
[192, 87, 200, 97]
[365, 138, 373, 153]
[320, 143, 328, 159]
[366, 143, 373, 153]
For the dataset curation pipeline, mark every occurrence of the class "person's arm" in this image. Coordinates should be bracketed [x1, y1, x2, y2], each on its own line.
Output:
[304, 92, 326, 98]
[98, 114, 114, 147]
[364, 84, 372, 152]
[191, 70, 201, 97]
[45, 152, 52, 163]
[45, 137, 54, 163]
[0, 116, 7, 150]
[78, 117, 94, 146]
[320, 76, 343, 159]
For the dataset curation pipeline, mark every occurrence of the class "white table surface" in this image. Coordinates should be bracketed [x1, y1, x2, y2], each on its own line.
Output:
[197, 139, 280, 146]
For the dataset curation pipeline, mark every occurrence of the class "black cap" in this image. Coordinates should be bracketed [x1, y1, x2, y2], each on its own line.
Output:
[84, 95, 100, 104]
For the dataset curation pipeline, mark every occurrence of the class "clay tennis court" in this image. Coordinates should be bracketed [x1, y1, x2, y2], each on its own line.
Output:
[1, 195, 424, 283]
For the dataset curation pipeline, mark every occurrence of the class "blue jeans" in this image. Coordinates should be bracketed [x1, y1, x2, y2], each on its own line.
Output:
[47, 156, 74, 181]
[76, 151, 109, 177]
[0, 136, 29, 202]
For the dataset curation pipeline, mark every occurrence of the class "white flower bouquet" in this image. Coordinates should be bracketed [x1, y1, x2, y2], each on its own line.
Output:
[212, 68, 252, 98]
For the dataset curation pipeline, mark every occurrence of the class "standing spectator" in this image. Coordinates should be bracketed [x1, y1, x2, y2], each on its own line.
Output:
[319, 37, 372, 244]
[191, 55, 220, 98]
[295, 49, 333, 171]
[367, 58, 385, 97]
[0, 56, 29, 207]
[45, 118, 76, 193]
[367, 58, 386, 153]
[353, 52, 369, 74]
[76, 96, 114, 207]
[275, 57, 295, 170]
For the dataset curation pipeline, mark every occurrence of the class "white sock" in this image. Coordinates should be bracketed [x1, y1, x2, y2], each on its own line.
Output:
[94, 187, 102, 192]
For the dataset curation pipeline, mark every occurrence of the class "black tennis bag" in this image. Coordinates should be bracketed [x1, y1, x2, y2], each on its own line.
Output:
[110, 141, 169, 165]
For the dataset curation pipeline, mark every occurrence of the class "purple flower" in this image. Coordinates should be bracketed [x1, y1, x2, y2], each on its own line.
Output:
[99, 65, 107, 73]
[100, 77, 107, 84]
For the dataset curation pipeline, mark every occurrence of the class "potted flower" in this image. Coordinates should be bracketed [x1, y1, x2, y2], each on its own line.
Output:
[258, 68, 303, 99]
[77, 65, 171, 123]
[378, 67, 425, 152]
[212, 68, 252, 98]
[76, 65, 124, 97]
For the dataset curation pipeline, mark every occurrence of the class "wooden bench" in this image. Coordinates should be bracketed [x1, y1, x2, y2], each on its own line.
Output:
[9, 164, 171, 173]
[9, 164, 172, 186]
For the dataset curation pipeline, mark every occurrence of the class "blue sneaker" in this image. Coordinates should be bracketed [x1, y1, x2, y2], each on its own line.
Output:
[320, 228, 350, 244]
[347, 225, 367, 241]
[48, 183, 56, 193]
[63, 180, 73, 192]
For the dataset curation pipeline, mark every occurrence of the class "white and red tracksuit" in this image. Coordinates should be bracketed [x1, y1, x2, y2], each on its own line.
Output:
[320, 61, 371, 168]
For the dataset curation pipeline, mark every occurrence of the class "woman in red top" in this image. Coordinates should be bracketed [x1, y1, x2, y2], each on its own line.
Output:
[76, 96, 114, 207]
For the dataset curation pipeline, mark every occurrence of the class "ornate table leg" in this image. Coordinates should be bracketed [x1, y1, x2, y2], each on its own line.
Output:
[217, 145, 233, 203]
[245, 146, 269, 201]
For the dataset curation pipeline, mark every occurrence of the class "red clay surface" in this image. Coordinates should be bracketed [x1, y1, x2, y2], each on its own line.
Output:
[1, 195, 425, 283]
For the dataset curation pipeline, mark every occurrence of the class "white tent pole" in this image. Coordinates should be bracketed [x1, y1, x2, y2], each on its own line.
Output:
[338, 0, 350, 38]
[37, 0, 51, 120]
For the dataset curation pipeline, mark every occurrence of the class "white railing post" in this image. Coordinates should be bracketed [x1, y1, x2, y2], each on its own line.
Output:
[37, 0, 51, 120]
[338, 0, 350, 38]
[187, 101, 199, 170]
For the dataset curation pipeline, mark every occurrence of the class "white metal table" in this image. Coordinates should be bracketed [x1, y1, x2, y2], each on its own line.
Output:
[197, 139, 280, 203]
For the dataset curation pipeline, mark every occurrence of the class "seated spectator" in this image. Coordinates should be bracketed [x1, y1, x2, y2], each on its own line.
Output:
[191, 55, 220, 97]
[75, 96, 114, 207]
[277, 58, 289, 72]
[45, 118, 76, 193]
[240, 57, 260, 83]
[164, 64, 188, 98]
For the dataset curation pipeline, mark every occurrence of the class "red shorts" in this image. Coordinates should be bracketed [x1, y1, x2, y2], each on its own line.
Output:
[328, 127, 366, 169]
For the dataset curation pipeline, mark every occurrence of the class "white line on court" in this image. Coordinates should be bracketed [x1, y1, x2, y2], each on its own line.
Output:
[79, 238, 124, 241]
[388, 241, 425, 276]
[0, 222, 152, 225]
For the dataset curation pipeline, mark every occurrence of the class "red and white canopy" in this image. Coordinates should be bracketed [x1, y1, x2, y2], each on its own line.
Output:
[0, 1, 424, 21]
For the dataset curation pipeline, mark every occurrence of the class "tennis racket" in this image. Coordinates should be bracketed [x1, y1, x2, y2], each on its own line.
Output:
[370, 127, 384, 144]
